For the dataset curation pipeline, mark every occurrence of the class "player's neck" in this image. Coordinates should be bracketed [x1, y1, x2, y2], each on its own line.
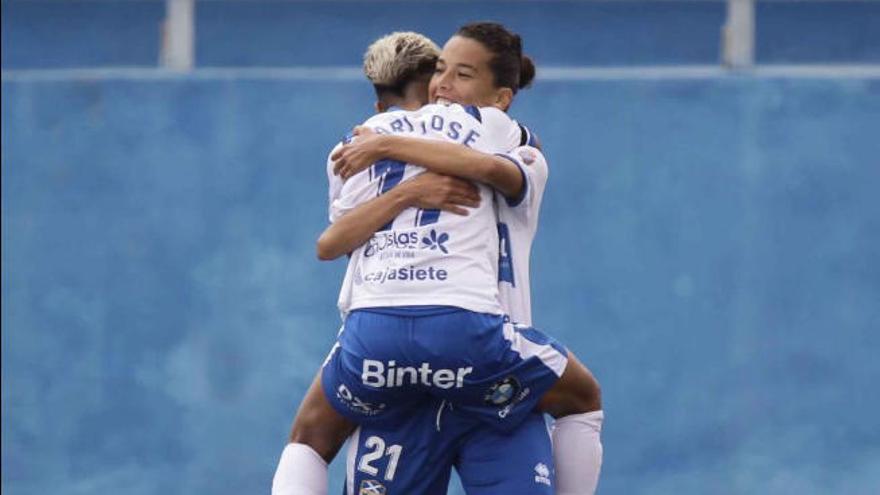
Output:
[378, 98, 422, 113]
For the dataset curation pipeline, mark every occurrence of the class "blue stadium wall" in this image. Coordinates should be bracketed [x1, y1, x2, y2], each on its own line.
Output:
[4, 72, 879, 495]
[3, 1, 880, 495]
[3, 0, 880, 68]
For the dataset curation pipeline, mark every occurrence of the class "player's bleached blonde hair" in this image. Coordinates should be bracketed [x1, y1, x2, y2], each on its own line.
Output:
[363, 32, 440, 92]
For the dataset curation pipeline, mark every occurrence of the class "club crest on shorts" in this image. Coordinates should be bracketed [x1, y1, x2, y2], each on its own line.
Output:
[359, 479, 386, 495]
[483, 375, 521, 406]
[534, 463, 552, 486]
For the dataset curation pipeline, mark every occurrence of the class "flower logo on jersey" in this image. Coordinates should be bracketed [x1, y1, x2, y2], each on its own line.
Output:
[421, 229, 449, 254]
[534, 463, 552, 486]
[483, 376, 521, 406]
[359, 479, 386, 495]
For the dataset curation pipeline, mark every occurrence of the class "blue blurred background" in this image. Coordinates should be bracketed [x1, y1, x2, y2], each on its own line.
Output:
[2, 1, 879, 494]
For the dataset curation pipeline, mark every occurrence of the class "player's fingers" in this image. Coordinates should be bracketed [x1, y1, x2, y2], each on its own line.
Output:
[461, 179, 480, 194]
[345, 162, 363, 179]
[449, 184, 480, 201]
[331, 145, 348, 161]
[441, 204, 469, 216]
[451, 195, 480, 208]
[464, 187, 481, 201]
[343, 164, 360, 178]
[451, 185, 480, 202]
[332, 154, 348, 174]
[350, 156, 367, 172]
[446, 175, 477, 191]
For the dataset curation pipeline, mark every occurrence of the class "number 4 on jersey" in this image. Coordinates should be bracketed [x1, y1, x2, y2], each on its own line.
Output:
[372, 159, 441, 232]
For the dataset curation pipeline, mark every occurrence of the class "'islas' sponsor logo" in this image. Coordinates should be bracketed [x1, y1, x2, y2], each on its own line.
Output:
[364, 229, 451, 258]
[364, 231, 418, 257]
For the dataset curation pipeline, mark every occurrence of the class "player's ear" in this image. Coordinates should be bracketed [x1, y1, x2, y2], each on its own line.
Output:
[375, 101, 385, 113]
[493, 88, 514, 112]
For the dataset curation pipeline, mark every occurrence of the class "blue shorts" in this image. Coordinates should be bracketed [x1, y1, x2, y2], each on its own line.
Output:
[344, 398, 556, 495]
[342, 399, 455, 495]
[322, 306, 568, 432]
[454, 408, 556, 495]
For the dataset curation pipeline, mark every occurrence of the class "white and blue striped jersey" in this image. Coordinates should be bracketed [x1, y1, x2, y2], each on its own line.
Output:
[328, 104, 523, 315]
[494, 146, 549, 327]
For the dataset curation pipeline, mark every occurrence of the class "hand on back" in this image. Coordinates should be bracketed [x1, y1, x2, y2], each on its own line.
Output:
[401, 172, 480, 216]
[332, 126, 383, 179]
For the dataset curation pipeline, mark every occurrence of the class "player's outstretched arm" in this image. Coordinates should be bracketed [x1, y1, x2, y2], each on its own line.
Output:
[317, 172, 480, 260]
[331, 129, 524, 200]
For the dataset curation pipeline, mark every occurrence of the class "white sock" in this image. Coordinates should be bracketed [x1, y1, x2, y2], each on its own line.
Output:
[552, 410, 604, 495]
[271, 443, 328, 495]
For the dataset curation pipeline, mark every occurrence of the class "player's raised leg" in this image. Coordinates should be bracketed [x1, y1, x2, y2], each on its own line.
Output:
[538, 353, 604, 495]
[272, 373, 354, 495]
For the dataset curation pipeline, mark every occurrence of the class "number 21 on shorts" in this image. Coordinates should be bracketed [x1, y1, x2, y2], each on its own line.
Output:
[357, 435, 403, 481]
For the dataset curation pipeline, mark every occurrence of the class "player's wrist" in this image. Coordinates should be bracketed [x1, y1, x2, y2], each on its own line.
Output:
[377, 134, 406, 160]
[389, 183, 418, 207]
[372, 135, 394, 158]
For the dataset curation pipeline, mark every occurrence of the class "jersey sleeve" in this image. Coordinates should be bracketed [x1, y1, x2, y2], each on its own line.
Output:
[327, 142, 345, 223]
[494, 146, 549, 213]
[517, 123, 541, 149]
[329, 153, 384, 224]
[329, 175, 375, 225]
[471, 106, 522, 153]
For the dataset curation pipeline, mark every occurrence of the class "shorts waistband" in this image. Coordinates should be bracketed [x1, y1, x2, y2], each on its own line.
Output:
[353, 305, 468, 317]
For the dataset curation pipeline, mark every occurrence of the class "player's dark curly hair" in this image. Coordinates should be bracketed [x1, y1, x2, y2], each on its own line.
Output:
[455, 22, 535, 93]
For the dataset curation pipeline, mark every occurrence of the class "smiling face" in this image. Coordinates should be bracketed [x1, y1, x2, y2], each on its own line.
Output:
[428, 35, 512, 111]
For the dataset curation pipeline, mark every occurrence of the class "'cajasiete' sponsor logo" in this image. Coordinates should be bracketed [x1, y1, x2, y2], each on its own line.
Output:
[359, 265, 448, 284]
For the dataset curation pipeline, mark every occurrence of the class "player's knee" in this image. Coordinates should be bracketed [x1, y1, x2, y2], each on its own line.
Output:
[568, 355, 602, 410]
[563, 378, 601, 416]
[541, 359, 602, 417]
[289, 423, 351, 463]
[289, 408, 354, 463]
[577, 372, 602, 412]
